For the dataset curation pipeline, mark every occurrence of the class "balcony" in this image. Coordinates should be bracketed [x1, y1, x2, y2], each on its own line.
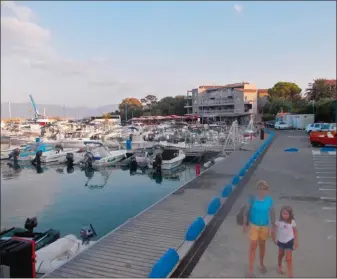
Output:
[199, 98, 235, 106]
[199, 108, 235, 116]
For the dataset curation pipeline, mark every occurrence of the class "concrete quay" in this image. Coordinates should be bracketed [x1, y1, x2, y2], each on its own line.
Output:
[190, 131, 336, 278]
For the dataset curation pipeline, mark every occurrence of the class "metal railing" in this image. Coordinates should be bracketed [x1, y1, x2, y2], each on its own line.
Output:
[199, 98, 235, 106]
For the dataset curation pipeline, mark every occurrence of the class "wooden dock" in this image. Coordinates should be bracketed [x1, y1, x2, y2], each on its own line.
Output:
[44, 139, 264, 278]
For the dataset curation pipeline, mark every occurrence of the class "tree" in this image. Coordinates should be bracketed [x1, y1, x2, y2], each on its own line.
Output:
[262, 97, 292, 115]
[257, 96, 269, 114]
[151, 95, 186, 116]
[315, 98, 337, 122]
[268, 82, 302, 101]
[141, 95, 158, 115]
[305, 79, 336, 101]
[119, 98, 143, 121]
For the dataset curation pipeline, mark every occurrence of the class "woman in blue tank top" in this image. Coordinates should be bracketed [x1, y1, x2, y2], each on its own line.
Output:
[243, 180, 276, 277]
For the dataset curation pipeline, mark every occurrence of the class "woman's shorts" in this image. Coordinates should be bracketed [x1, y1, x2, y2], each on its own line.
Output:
[249, 224, 269, 241]
[277, 239, 294, 250]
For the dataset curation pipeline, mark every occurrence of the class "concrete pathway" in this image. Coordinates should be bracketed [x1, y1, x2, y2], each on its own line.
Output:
[191, 130, 336, 278]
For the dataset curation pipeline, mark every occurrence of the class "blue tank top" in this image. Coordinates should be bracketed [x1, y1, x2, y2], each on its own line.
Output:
[249, 195, 273, 226]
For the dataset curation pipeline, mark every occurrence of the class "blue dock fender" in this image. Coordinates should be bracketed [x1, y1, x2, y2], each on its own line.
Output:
[149, 248, 179, 278]
[207, 197, 221, 215]
[232, 175, 240, 186]
[222, 184, 232, 197]
[185, 217, 206, 241]
[239, 168, 246, 177]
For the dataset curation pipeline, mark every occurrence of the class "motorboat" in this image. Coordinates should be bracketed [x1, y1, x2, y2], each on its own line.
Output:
[134, 149, 155, 166]
[0, 217, 60, 251]
[77, 141, 127, 168]
[150, 148, 185, 170]
[61, 131, 103, 149]
[12, 142, 81, 164]
[35, 234, 96, 274]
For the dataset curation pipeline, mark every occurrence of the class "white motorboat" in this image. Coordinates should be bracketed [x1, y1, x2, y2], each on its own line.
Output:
[151, 148, 186, 170]
[12, 142, 81, 164]
[79, 141, 127, 167]
[61, 131, 103, 149]
[35, 234, 96, 274]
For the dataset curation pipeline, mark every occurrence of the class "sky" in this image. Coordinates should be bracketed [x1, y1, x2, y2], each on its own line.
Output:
[1, 1, 336, 107]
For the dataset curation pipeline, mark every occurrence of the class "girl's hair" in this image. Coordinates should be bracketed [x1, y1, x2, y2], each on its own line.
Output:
[279, 206, 295, 223]
[256, 180, 269, 190]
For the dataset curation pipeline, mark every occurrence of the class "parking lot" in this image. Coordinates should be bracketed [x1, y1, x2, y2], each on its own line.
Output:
[312, 148, 336, 241]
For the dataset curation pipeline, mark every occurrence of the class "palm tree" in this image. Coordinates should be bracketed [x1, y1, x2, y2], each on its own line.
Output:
[305, 79, 335, 101]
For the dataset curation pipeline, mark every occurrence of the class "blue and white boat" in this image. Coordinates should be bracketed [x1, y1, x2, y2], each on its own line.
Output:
[15, 142, 81, 164]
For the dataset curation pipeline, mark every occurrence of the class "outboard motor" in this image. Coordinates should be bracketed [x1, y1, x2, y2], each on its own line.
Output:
[80, 224, 97, 245]
[81, 152, 95, 169]
[31, 150, 43, 166]
[130, 157, 138, 174]
[153, 153, 162, 173]
[55, 145, 63, 153]
[24, 217, 38, 233]
[153, 171, 163, 184]
[8, 148, 20, 165]
[66, 153, 74, 166]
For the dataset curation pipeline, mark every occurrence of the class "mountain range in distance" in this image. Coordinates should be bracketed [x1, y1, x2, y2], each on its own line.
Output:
[1, 102, 119, 119]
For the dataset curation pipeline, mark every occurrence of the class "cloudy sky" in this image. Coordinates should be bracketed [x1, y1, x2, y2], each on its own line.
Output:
[1, 1, 336, 107]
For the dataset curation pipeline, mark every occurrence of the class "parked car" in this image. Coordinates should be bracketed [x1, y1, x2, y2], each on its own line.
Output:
[329, 123, 336, 132]
[306, 123, 333, 134]
[265, 120, 275, 128]
[274, 121, 289, 130]
[310, 131, 337, 147]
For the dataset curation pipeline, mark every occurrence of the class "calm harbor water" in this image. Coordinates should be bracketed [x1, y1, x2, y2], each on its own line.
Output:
[1, 162, 197, 239]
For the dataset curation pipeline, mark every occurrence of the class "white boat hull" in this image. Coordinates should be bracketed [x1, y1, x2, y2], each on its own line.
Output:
[17, 148, 81, 164]
[161, 158, 185, 170]
[35, 234, 96, 274]
[92, 150, 127, 167]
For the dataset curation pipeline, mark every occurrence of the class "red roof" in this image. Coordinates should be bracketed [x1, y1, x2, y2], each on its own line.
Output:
[323, 79, 337, 86]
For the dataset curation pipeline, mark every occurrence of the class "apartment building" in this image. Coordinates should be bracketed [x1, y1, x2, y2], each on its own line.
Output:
[185, 82, 268, 123]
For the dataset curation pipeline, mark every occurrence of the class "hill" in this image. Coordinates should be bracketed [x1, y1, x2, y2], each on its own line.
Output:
[1, 102, 119, 118]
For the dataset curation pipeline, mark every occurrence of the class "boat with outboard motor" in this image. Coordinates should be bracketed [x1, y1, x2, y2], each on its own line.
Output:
[35, 224, 97, 274]
[7, 141, 82, 164]
[149, 148, 186, 170]
[73, 141, 127, 168]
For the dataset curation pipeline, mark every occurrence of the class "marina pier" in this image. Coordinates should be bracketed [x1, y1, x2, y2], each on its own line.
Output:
[43, 132, 272, 278]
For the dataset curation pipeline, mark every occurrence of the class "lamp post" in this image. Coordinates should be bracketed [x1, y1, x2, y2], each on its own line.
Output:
[124, 103, 128, 122]
[312, 100, 315, 122]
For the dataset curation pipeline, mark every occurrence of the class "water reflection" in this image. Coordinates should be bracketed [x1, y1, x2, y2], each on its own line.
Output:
[1, 162, 46, 179]
[1, 161, 196, 236]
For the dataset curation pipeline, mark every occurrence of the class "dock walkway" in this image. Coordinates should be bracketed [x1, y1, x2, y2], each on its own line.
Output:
[45, 138, 266, 278]
[191, 131, 336, 278]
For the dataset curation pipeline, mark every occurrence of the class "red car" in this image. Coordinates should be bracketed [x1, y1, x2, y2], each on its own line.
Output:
[310, 131, 337, 147]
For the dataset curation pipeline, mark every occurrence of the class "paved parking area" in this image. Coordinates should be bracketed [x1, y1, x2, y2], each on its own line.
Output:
[312, 148, 336, 241]
[190, 131, 336, 278]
